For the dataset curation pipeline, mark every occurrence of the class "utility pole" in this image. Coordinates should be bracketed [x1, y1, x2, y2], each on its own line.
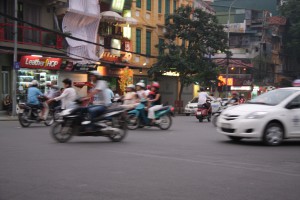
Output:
[12, 0, 18, 116]
[225, 0, 238, 98]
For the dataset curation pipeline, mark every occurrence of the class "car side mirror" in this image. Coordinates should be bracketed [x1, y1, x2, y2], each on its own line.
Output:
[286, 102, 300, 109]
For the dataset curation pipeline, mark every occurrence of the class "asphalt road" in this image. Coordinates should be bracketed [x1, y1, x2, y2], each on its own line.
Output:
[0, 116, 300, 200]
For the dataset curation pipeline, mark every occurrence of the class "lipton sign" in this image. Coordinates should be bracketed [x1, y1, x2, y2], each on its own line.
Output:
[20, 56, 62, 70]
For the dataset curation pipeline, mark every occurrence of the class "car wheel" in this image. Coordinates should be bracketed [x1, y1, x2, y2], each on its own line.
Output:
[228, 136, 242, 142]
[185, 113, 190, 116]
[263, 123, 284, 146]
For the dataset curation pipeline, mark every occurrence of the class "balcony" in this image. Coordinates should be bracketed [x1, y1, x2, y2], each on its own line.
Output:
[0, 23, 64, 49]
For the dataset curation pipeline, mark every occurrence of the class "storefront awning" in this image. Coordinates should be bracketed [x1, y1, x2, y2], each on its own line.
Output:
[100, 11, 124, 22]
[214, 58, 253, 68]
[100, 59, 145, 69]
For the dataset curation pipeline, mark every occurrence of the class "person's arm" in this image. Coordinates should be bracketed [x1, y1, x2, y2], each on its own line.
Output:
[149, 93, 161, 103]
[54, 89, 69, 101]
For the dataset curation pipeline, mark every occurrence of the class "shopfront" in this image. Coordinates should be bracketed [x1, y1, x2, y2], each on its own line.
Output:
[17, 56, 61, 102]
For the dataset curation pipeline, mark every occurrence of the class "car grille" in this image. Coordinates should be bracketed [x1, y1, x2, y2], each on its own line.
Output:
[189, 106, 197, 109]
[221, 128, 235, 133]
[224, 115, 239, 121]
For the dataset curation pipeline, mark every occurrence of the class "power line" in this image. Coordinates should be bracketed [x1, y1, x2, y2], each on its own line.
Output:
[0, 12, 157, 59]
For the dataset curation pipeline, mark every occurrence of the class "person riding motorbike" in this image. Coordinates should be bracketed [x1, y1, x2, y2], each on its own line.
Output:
[121, 84, 139, 109]
[47, 78, 77, 110]
[27, 80, 47, 120]
[45, 80, 60, 109]
[147, 82, 162, 125]
[197, 87, 213, 112]
[226, 92, 239, 105]
[136, 80, 147, 100]
[82, 71, 110, 124]
[239, 93, 246, 104]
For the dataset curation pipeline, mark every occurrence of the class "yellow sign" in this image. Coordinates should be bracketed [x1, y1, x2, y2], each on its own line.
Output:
[218, 76, 233, 86]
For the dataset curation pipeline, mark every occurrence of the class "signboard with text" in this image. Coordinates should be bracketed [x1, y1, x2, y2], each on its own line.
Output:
[20, 56, 62, 70]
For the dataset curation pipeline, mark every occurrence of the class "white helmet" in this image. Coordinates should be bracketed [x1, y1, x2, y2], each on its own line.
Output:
[136, 82, 145, 88]
[31, 80, 39, 86]
[126, 84, 135, 89]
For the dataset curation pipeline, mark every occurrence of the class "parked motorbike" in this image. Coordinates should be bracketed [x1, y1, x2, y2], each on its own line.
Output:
[50, 100, 128, 143]
[195, 100, 212, 122]
[127, 101, 174, 130]
[18, 96, 55, 127]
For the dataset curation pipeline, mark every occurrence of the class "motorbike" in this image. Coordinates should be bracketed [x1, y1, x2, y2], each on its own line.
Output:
[195, 100, 212, 122]
[127, 101, 174, 130]
[50, 100, 128, 143]
[18, 96, 55, 127]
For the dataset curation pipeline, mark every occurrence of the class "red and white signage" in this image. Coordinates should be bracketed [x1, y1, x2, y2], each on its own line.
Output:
[20, 56, 62, 70]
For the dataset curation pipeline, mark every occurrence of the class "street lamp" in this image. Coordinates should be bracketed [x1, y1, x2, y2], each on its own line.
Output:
[225, 0, 238, 98]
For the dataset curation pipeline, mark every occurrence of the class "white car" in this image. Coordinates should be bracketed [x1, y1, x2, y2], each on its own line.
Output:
[217, 87, 300, 145]
[184, 97, 221, 116]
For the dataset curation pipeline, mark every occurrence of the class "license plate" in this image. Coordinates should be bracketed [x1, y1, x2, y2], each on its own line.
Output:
[19, 109, 24, 114]
[222, 123, 232, 129]
[197, 112, 202, 116]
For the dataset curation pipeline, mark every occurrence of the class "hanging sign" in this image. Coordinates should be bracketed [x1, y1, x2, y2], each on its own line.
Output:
[20, 56, 62, 70]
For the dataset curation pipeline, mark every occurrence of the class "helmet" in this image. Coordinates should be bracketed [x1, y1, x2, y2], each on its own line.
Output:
[152, 82, 160, 89]
[31, 80, 39, 86]
[136, 82, 145, 88]
[146, 85, 151, 90]
[241, 94, 245, 97]
[126, 84, 135, 89]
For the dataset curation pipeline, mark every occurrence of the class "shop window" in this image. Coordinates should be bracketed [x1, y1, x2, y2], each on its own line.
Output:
[147, 0, 151, 11]
[146, 31, 151, 56]
[136, 29, 141, 54]
[159, 38, 164, 55]
[136, 0, 141, 8]
[158, 0, 162, 13]
[173, 0, 176, 13]
[165, 0, 170, 15]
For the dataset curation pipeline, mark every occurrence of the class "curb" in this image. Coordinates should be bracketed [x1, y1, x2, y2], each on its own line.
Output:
[0, 117, 18, 121]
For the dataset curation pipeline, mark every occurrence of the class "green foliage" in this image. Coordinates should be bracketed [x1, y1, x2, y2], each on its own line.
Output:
[281, 0, 300, 53]
[149, 6, 228, 98]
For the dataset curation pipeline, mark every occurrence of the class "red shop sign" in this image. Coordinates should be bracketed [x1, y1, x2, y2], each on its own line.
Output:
[20, 56, 62, 70]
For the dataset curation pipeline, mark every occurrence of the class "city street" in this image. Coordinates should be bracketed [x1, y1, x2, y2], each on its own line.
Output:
[0, 116, 300, 200]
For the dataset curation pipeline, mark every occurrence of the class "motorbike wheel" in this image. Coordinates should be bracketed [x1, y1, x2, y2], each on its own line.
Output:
[108, 115, 128, 142]
[127, 114, 140, 130]
[18, 112, 31, 127]
[44, 111, 55, 126]
[159, 115, 172, 130]
[198, 117, 203, 122]
[51, 121, 73, 143]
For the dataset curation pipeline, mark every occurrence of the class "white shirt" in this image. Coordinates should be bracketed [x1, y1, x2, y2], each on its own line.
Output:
[137, 90, 146, 100]
[198, 92, 209, 105]
[54, 87, 77, 109]
[92, 80, 110, 106]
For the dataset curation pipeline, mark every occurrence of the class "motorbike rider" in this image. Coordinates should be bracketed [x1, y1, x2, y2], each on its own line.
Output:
[82, 71, 110, 124]
[27, 80, 47, 120]
[239, 93, 246, 104]
[45, 80, 60, 108]
[197, 87, 213, 111]
[136, 80, 147, 100]
[147, 82, 162, 125]
[47, 78, 77, 110]
[121, 84, 139, 109]
[226, 92, 239, 105]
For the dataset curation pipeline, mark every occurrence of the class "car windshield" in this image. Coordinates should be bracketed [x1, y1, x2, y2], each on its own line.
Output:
[248, 89, 297, 106]
[190, 97, 198, 103]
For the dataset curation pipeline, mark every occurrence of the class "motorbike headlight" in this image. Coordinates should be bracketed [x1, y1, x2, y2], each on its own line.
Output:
[246, 111, 268, 119]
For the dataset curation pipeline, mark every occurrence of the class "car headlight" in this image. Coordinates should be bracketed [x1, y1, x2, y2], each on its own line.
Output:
[246, 111, 268, 119]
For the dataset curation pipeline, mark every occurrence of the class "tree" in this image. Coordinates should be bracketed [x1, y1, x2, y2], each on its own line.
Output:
[281, 0, 300, 61]
[148, 6, 229, 101]
[118, 67, 133, 94]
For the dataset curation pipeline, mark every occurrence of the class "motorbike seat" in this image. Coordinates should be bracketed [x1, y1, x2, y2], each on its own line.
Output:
[27, 104, 42, 109]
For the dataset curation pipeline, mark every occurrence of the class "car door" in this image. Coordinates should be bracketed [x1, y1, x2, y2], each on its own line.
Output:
[286, 94, 300, 136]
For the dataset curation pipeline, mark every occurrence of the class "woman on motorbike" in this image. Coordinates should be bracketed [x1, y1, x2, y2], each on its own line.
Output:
[147, 82, 162, 125]
[121, 84, 139, 109]
[136, 80, 147, 100]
